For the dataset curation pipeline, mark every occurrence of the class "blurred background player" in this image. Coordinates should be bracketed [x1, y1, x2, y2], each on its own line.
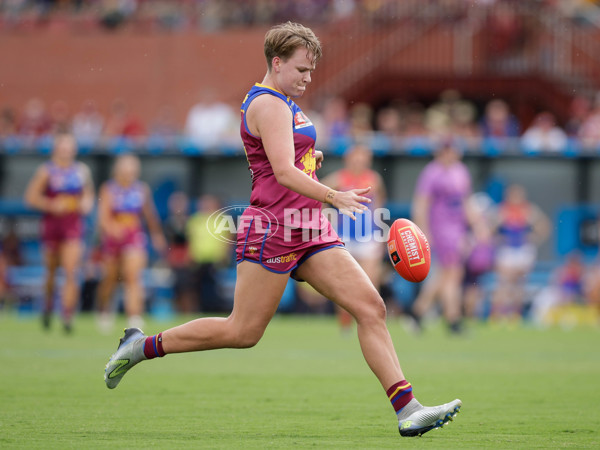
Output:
[186, 194, 232, 313]
[163, 191, 193, 314]
[24, 133, 95, 332]
[321, 143, 386, 332]
[462, 192, 496, 320]
[96, 154, 166, 331]
[411, 136, 485, 333]
[490, 183, 550, 321]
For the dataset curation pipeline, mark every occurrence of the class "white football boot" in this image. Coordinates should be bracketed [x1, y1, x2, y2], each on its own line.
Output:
[398, 398, 462, 437]
[104, 328, 147, 389]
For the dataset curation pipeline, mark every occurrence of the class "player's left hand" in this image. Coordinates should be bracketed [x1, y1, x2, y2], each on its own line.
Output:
[315, 150, 324, 170]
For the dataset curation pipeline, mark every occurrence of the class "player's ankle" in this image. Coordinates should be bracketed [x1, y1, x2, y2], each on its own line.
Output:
[396, 398, 423, 420]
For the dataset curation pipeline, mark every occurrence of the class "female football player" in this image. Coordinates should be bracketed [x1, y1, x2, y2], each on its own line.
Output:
[96, 154, 166, 330]
[25, 133, 95, 332]
[104, 22, 461, 438]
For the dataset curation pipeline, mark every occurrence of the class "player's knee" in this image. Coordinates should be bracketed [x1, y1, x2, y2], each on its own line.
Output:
[233, 331, 263, 349]
[356, 292, 387, 324]
[230, 325, 265, 349]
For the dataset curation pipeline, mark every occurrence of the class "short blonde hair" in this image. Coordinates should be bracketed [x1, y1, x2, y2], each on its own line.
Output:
[264, 22, 322, 71]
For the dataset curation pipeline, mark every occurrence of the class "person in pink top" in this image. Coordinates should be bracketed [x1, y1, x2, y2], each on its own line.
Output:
[411, 137, 486, 333]
[103, 22, 461, 438]
[25, 133, 95, 332]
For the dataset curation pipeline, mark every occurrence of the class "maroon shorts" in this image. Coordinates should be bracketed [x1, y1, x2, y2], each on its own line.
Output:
[41, 214, 84, 250]
[236, 211, 344, 275]
[102, 230, 147, 258]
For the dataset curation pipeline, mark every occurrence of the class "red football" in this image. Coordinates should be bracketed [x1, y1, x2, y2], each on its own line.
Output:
[387, 218, 431, 282]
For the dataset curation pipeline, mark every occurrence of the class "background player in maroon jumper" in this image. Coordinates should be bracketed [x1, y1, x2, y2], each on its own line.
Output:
[104, 22, 461, 438]
[321, 143, 387, 332]
[96, 154, 166, 331]
[24, 133, 95, 332]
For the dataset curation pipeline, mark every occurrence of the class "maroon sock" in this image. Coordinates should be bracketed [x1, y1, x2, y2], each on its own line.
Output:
[386, 380, 415, 415]
[143, 333, 166, 359]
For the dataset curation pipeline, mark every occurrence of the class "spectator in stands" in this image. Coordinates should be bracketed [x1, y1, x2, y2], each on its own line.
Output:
[149, 105, 179, 138]
[480, 99, 520, 138]
[401, 102, 428, 138]
[186, 194, 232, 312]
[452, 104, 482, 140]
[490, 184, 550, 321]
[321, 143, 386, 332]
[196, 0, 228, 32]
[425, 89, 477, 136]
[96, 154, 166, 331]
[320, 96, 351, 144]
[348, 102, 375, 139]
[375, 105, 403, 138]
[565, 95, 591, 137]
[410, 136, 485, 333]
[578, 93, 600, 148]
[103, 98, 146, 139]
[71, 99, 105, 144]
[24, 133, 95, 332]
[184, 90, 237, 149]
[521, 111, 568, 152]
[49, 100, 70, 134]
[163, 191, 194, 313]
[99, 0, 138, 30]
[18, 97, 53, 139]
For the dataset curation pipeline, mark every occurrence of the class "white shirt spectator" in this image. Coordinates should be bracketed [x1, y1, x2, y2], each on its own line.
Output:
[71, 100, 104, 143]
[184, 98, 237, 148]
[521, 111, 567, 152]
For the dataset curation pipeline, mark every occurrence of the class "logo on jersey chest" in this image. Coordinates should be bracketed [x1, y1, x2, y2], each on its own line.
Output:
[294, 111, 313, 129]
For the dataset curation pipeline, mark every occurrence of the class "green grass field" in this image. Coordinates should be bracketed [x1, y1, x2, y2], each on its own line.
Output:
[1, 313, 599, 449]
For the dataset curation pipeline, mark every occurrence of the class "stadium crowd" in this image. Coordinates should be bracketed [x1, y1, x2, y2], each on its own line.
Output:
[2, 0, 600, 32]
[3, 89, 600, 153]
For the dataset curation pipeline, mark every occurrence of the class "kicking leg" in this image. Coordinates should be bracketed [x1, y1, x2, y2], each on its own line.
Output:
[295, 247, 402, 388]
[294, 247, 461, 437]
